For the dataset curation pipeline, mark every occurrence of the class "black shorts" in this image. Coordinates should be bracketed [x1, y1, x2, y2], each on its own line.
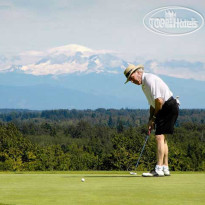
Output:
[155, 97, 179, 135]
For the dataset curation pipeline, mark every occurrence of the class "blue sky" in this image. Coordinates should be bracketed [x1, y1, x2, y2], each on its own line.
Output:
[0, 0, 204, 109]
[0, 0, 204, 62]
[0, 0, 205, 83]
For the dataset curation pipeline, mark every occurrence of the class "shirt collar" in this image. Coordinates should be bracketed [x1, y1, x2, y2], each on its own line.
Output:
[142, 72, 145, 86]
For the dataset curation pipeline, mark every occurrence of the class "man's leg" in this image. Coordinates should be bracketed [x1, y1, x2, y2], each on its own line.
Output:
[163, 139, 170, 176]
[163, 139, 168, 166]
[155, 134, 165, 166]
[142, 134, 165, 176]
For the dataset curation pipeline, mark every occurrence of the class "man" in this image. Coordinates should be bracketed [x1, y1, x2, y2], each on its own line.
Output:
[124, 64, 179, 177]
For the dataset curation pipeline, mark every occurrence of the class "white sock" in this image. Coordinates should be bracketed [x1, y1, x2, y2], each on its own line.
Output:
[155, 165, 163, 171]
[163, 165, 169, 171]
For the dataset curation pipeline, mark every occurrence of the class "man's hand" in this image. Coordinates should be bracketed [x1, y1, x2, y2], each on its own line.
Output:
[148, 118, 155, 132]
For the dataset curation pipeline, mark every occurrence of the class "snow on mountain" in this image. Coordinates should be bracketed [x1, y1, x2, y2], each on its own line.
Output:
[0, 44, 205, 109]
[48, 44, 93, 56]
[1, 44, 205, 81]
[145, 60, 205, 81]
[10, 44, 127, 76]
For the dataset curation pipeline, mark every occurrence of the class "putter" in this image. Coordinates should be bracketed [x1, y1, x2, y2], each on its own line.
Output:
[130, 130, 151, 175]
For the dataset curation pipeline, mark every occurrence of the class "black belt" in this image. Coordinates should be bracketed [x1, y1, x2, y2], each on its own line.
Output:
[166, 96, 174, 102]
[165, 96, 175, 102]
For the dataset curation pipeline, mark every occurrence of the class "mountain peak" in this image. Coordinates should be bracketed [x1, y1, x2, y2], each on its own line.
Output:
[48, 44, 93, 56]
[13, 44, 126, 76]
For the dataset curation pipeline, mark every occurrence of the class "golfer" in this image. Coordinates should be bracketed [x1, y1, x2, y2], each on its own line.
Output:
[124, 64, 179, 177]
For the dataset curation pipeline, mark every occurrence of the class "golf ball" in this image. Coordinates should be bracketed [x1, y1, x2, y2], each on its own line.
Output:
[81, 178, 85, 182]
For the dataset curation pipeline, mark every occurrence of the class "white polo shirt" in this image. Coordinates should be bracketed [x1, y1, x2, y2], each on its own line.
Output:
[141, 72, 173, 109]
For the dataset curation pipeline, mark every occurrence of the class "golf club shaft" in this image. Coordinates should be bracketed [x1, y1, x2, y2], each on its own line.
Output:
[135, 133, 150, 168]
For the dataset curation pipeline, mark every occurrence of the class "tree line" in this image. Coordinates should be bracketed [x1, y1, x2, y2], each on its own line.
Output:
[0, 108, 205, 126]
[0, 112, 204, 171]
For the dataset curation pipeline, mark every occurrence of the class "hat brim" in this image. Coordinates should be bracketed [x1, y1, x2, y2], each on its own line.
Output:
[124, 68, 138, 84]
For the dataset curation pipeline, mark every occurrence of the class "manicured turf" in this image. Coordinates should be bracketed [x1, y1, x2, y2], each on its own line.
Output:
[0, 171, 204, 205]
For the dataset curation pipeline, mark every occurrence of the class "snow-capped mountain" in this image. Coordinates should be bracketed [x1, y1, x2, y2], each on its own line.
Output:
[2, 44, 128, 76]
[0, 44, 204, 109]
[1, 44, 205, 80]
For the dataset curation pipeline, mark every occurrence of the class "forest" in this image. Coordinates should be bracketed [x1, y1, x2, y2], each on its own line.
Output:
[0, 109, 204, 171]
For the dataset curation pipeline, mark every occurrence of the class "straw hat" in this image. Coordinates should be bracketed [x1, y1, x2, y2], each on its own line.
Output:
[124, 64, 144, 84]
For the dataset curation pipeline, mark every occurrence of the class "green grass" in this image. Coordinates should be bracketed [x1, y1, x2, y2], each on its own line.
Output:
[0, 171, 204, 205]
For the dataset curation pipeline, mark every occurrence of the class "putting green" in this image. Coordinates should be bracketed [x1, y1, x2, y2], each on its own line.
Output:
[0, 171, 204, 205]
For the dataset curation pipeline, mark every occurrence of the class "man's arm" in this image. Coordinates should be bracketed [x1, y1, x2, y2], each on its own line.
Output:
[148, 105, 155, 131]
[149, 98, 164, 119]
[154, 98, 164, 117]
[148, 98, 164, 131]
[149, 105, 155, 120]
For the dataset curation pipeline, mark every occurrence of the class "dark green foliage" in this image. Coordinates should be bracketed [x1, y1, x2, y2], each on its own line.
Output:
[1, 108, 204, 126]
[0, 109, 204, 171]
